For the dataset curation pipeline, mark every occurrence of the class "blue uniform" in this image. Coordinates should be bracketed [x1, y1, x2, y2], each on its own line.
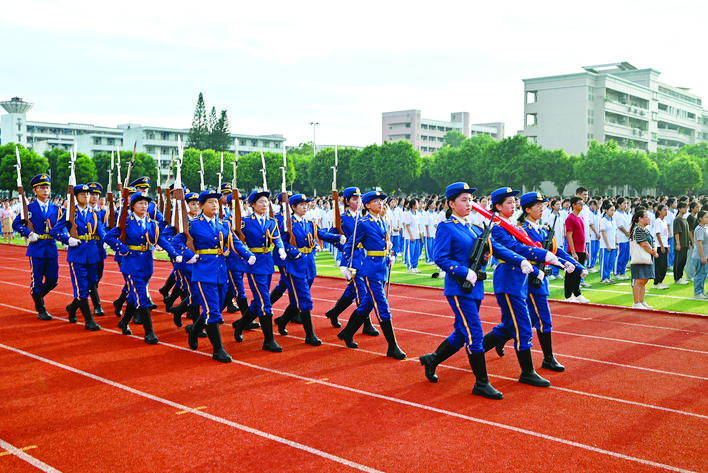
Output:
[13, 199, 63, 295]
[339, 209, 368, 305]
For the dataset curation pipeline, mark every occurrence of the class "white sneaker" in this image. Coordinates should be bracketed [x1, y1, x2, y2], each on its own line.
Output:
[641, 302, 653, 309]
[653, 283, 669, 290]
[588, 267, 600, 273]
[694, 293, 708, 300]
[407, 268, 416, 274]
[575, 295, 590, 303]
[564, 295, 577, 303]
[632, 302, 646, 309]
[615, 274, 629, 280]
[601, 279, 613, 284]
[580, 282, 592, 288]
[675, 278, 689, 285]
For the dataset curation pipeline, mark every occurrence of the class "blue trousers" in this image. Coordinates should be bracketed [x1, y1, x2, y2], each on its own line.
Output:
[526, 293, 552, 333]
[69, 262, 95, 300]
[425, 237, 435, 263]
[358, 277, 391, 322]
[445, 296, 484, 354]
[588, 240, 600, 268]
[342, 274, 367, 305]
[93, 259, 105, 284]
[285, 273, 314, 311]
[246, 273, 274, 317]
[228, 270, 247, 300]
[29, 256, 58, 295]
[616, 242, 630, 275]
[406, 239, 421, 269]
[125, 273, 151, 309]
[600, 248, 617, 280]
[178, 270, 199, 306]
[391, 234, 402, 255]
[668, 238, 674, 267]
[196, 281, 227, 324]
[491, 292, 534, 352]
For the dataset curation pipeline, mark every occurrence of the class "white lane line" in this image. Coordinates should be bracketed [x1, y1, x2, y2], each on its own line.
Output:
[0, 344, 385, 473]
[0, 438, 62, 473]
[0, 343, 698, 473]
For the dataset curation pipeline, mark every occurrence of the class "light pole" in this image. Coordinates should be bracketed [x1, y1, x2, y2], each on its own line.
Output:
[308, 121, 319, 157]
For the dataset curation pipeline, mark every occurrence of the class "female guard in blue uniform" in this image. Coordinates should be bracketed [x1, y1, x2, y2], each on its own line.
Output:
[324, 187, 379, 336]
[105, 193, 180, 344]
[13, 174, 62, 321]
[495, 192, 583, 372]
[273, 194, 346, 345]
[231, 190, 287, 352]
[481, 187, 561, 387]
[172, 190, 255, 363]
[87, 182, 107, 317]
[56, 184, 105, 331]
[419, 183, 540, 399]
[268, 192, 293, 312]
[337, 191, 405, 359]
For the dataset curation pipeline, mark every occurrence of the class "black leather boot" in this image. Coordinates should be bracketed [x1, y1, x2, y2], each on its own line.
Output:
[140, 308, 158, 344]
[538, 331, 565, 372]
[206, 323, 232, 362]
[31, 292, 52, 320]
[379, 320, 406, 360]
[361, 316, 380, 336]
[300, 310, 321, 346]
[66, 298, 78, 323]
[78, 298, 101, 331]
[158, 273, 176, 300]
[419, 339, 459, 383]
[238, 299, 260, 329]
[89, 284, 104, 316]
[324, 294, 353, 328]
[274, 305, 298, 336]
[40, 281, 58, 298]
[170, 297, 189, 327]
[468, 352, 503, 400]
[269, 283, 286, 306]
[337, 311, 366, 348]
[164, 284, 181, 312]
[186, 314, 206, 350]
[260, 314, 283, 352]
[232, 306, 258, 342]
[117, 304, 134, 335]
[113, 292, 127, 317]
[482, 331, 503, 353]
[516, 348, 550, 387]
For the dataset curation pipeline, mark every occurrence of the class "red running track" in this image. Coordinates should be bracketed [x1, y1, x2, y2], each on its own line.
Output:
[1, 244, 707, 473]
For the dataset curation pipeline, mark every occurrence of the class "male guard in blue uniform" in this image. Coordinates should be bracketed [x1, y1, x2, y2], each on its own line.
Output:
[87, 182, 107, 316]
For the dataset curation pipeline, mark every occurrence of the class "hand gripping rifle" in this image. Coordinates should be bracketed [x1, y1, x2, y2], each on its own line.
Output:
[281, 148, 296, 246]
[67, 145, 79, 239]
[529, 214, 559, 289]
[260, 150, 274, 218]
[458, 210, 496, 293]
[15, 146, 33, 232]
[107, 151, 115, 229]
[118, 142, 137, 244]
[231, 154, 246, 243]
[171, 136, 194, 251]
[332, 146, 342, 234]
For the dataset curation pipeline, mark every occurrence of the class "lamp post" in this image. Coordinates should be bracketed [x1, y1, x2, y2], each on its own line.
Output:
[308, 121, 319, 157]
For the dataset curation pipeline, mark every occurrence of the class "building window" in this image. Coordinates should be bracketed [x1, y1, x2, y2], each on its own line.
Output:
[526, 91, 537, 104]
[94, 137, 102, 145]
[526, 113, 537, 127]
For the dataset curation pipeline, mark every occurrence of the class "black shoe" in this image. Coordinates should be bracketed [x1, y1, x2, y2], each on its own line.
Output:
[78, 299, 101, 331]
[164, 295, 177, 312]
[538, 331, 565, 372]
[301, 311, 321, 346]
[117, 318, 132, 335]
[113, 299, 124, 317]
[337, 311, 365, 349]
[140, 308, 158, 344]
[495, 343, 505, 357]
[31, 292, 52, 321]
[275, 305, 298, 336]
[325, 294, 354, 328]
[66, 299, 78, 324]
[89, 284, 104, 316]
[149, 303, 158, 311]
[186, 315, 205, 350]
[362, 317, 380, 336]
[158, 285, 170, 300]
[337, 330, 358, 348]
[542, 356, 566, 372]
[245, 321, 261, 330]
[260, 314, 283, 352]
[419, 340, 459, 383]
[468, 352, 503, 399]
[205, 323, 231, 363]
[380, 320, 406, 360]
[516, 349, 550, 387]
[226, 303, 239, 313]
[274, 316, 288, 336]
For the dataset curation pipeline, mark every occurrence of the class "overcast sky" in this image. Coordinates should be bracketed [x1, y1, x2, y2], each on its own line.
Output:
[3, 0, 707, 149]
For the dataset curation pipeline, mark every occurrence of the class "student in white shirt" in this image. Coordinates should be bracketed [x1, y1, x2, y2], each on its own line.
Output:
[653, 204, 670, 289]
[614, 198, 631, 280]
[599, 201, 618, 283]
[586, 200, 601, 273]
[402, 199, 422, 272]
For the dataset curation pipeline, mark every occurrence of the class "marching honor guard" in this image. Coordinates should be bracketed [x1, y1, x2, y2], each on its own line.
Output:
[172, 190, 256, 362]
[231, 190, 287, 353]
[337, 191, 405, 359]
[481, 187, 561, 387]
[274, 194, 346, 345]
[105, 193, 180, 344]
[13, 174, 62, 321]
[111, 186, 138, 318]
[56, 184, 105, 331]
[87, 182, 107, 316]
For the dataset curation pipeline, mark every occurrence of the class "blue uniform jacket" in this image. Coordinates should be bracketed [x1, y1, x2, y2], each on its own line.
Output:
[434, 217, 528, 299]
[172, 216, 254, 284]
[273, 211, 287, 267]
[342, 214, 391, 281]
[240, 213, 284, 275]
[147, 201, 164, 227]
[12, 200, 62, 258]
[339, 209, 366, 270]
[491, 223, 548, 297]
[91, 204, 108, 260]
[56, 207, 106, 264]
[105, 215, 177, 278]
[520, 221, 583, 296]
[283, 216, 341, 279]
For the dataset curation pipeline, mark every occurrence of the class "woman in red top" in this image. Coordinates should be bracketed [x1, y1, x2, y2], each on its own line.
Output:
[564, 196, 589, 302]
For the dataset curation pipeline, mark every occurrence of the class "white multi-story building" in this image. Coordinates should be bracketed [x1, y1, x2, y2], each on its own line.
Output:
[382, 109, 504, 156]
[1, 97, 286, 178]
[522, 62, 708, 155]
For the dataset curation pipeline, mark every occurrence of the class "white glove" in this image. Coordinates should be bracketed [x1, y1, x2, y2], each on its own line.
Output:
[278, 248, 287, 260]
[103, 243, 110, 250]
[465, 269, 478, 285]
[389, 255, 396, 265]
[339, 235, 347, 245]
[564, 261, 575, 273]
[186, 255, 198, 264]
[175, 256, 183, 263]
[68, 237, 80, 247]
[580, 269, 589, 278]
[535, 269, 545, 281]
[28, 232, 39, 243]
[340, 266, 353, 280]
[520, 260, 533, 274]
[544, 252, 560, 266]
[248, 255, 256, 265]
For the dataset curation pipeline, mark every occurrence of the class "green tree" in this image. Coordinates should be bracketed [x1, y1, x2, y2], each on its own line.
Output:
[442, 130, 466, 148]
[489, 135, 543, 191]
[575, 140, 622, 194]
[661, 153, 703, 194]
[54, 151, 97, 192]
[428, 135, 497, 194]
[187, 92, 208, 150]
[208, 110, 232, 152]
[43, 147, 65, 186]
[410, 155, 440, 194]
[543, 149, 577, 196]
[0, 143, 49, 193]
[377, 141, 422, 193]
[349, 144, 379, 191]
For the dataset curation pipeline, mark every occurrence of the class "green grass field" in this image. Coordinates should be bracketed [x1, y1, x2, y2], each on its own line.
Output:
[6, 236, 705, 316]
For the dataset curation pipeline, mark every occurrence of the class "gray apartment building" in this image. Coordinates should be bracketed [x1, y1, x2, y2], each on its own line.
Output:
[382, 109, 504, 156]
[522, 62, 708, 156]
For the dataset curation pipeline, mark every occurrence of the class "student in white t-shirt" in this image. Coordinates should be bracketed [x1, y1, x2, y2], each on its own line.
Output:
[614, 198, 631, 280]
[653, 205, 670, 289]
[402, 199, 422, 272]
[586, 200, 601, 273]
[599, 201, 618, 283]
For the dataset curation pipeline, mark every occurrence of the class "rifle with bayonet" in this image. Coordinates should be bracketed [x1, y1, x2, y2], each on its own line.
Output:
[218, 152, 224, 219]
[15, 146, 33, 232]
[156, 150, 164, 215]
[332, 146, 342, 234]
[67, 145, 79, 239]
[260, 150, 274, 218]
[281, 147, 295, 246]
[231, 150, 246, 243]
[164, 150, 175, 222]
[198, 153, 205, 192]
[171, 136, 194, 251]
[118, 142, 137, 243]
[115, 144, 123, 192]
[107, 151, 115, 229]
